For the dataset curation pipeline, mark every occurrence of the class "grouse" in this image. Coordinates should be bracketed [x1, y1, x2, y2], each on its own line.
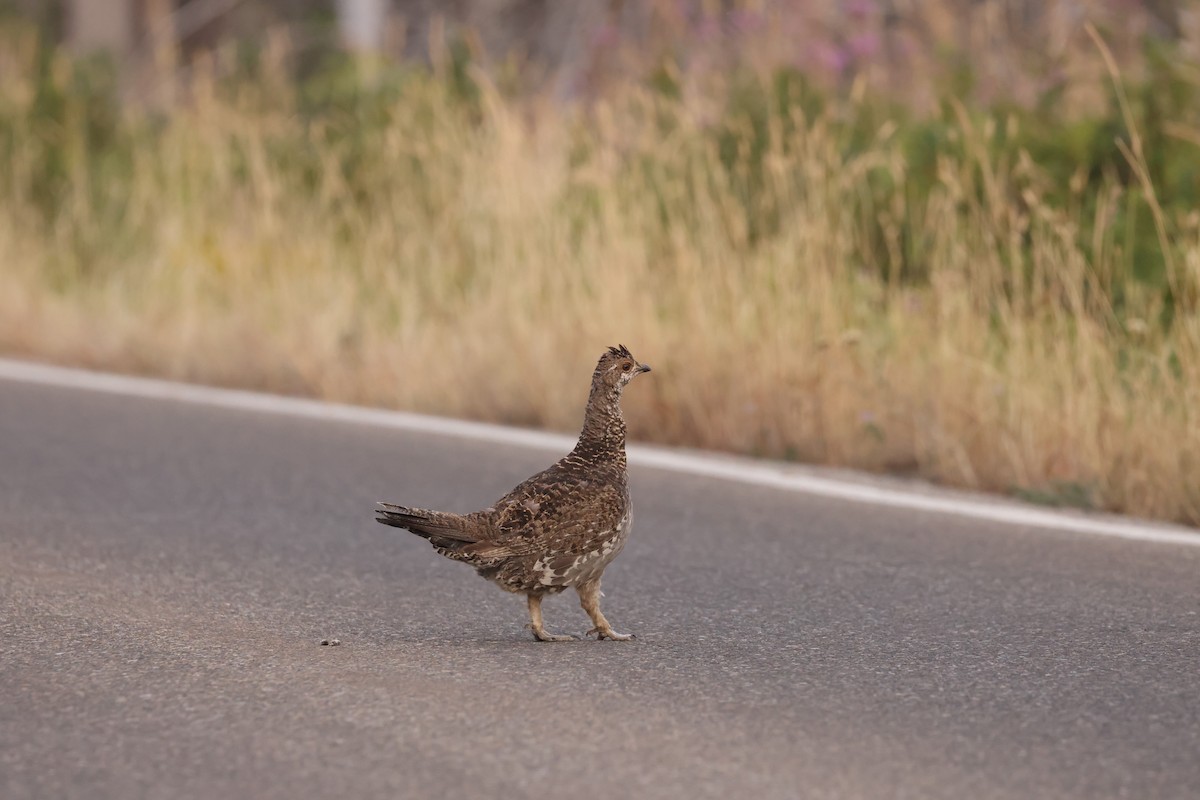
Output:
[375, 345, 652, 641]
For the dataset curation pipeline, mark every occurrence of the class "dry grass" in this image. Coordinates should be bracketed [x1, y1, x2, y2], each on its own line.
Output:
[1, 30, 1199, 524]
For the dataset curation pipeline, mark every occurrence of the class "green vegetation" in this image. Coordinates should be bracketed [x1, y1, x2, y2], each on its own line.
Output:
[1, 23, 1198, 523]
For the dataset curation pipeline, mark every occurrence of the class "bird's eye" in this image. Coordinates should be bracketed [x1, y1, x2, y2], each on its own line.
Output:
[622, 362, 632, 372]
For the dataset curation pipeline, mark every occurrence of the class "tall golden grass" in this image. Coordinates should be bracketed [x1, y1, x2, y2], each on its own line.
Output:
[1, 29, 1198, 524]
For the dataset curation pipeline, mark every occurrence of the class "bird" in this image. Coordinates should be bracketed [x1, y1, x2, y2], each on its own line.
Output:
[375, 345, 652, 642]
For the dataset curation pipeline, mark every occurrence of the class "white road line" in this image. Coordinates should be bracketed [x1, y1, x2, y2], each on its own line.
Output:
[2, 357, 1198, 547]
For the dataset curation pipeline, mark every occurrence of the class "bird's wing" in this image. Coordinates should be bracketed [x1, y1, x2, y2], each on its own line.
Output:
[486, 471, 627, 553]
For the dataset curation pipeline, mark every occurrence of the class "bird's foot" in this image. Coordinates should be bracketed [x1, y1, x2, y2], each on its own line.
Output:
[586, 626, 635, 641]
[527, 623, 577, 643]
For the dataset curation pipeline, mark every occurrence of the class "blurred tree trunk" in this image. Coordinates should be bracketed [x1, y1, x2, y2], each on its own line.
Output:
[337, 0, 387, 53]
[66, 0, 135, 52]
[143, 0, 177, 106]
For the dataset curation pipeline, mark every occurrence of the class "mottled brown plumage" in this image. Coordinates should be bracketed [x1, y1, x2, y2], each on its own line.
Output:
[375, 345, 652, 641]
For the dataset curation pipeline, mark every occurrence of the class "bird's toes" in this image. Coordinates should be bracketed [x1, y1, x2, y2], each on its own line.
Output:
[587, 627, 635, 641]
[528, 624, 577, 642]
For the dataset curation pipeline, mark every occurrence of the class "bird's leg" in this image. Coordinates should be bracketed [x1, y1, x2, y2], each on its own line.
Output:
[577, 579, 634, 641]
[526, 594, 575, 642]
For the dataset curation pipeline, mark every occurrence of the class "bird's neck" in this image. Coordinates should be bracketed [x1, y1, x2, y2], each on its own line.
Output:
[574, 382, 627, 468]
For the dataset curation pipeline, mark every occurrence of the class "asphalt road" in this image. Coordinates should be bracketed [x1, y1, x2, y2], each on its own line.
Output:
[2, 375, 1199, 800]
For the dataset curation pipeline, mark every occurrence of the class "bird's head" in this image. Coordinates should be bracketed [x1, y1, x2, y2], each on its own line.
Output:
[593, 344, 652, 393]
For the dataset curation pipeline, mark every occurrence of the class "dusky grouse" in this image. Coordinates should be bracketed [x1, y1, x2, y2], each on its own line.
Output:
[375, 345, 651, 642]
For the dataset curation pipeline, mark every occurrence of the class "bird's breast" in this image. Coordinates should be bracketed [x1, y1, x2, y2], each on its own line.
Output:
[557, 506, 633, 587]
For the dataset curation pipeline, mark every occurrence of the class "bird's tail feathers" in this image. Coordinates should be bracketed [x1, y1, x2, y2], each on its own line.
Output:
[374, 502, 480, 543]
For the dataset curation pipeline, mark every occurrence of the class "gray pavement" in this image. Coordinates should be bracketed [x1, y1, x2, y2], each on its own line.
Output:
[1, 378, 1198, 799]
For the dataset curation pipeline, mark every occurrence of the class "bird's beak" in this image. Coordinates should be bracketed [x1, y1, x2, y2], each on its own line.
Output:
[637, 364, 652, 374]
